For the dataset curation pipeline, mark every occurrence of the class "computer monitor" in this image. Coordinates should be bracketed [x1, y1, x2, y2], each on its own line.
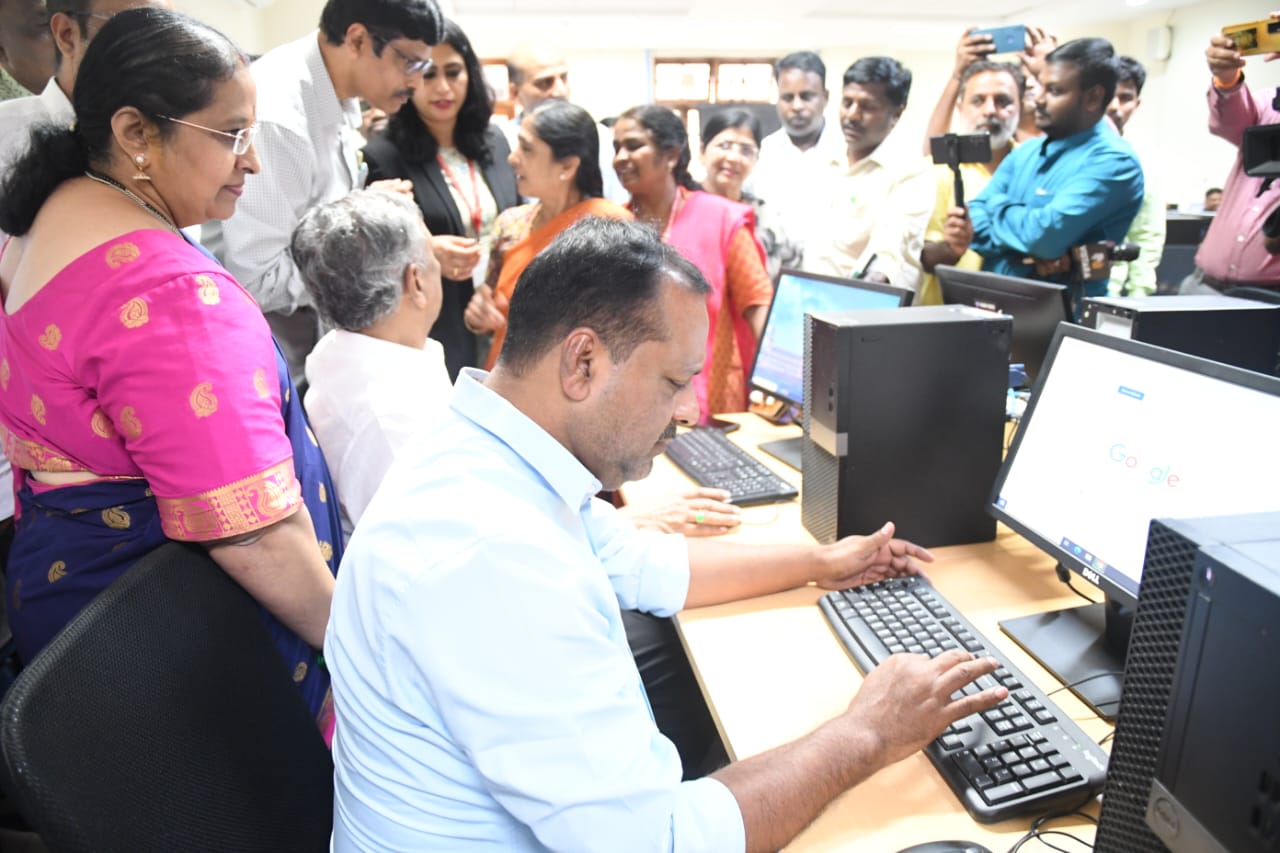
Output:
[751, 268, 913, 408]
[988, 324, 1280, 720]
[936, 264, 1070, 385]
[749, 268, 911, 469]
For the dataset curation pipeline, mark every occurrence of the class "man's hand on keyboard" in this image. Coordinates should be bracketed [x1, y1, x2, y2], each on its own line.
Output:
[845, 650, 1006, 767]
[814, 521, 934, 591]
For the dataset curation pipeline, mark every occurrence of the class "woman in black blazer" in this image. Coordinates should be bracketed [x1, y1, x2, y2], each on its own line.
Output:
[364, 19, 518, 380]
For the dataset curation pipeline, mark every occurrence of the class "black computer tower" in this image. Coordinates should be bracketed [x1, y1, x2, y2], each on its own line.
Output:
[1146, 536, 1280, 852]
[1095, 512, 1280, 852]
[800, 305, 1010, 548]
[1081, 294, 1280, 375]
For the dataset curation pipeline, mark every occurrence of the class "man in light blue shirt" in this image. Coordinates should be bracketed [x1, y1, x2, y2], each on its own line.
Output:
[969, 38, 1143, 316]
[326, 217, 1006, 852]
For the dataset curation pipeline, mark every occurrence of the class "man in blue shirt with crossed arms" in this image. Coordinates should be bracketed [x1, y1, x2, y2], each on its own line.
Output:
[325, 216, 1006, 851]
[968, 37, 1143, 317]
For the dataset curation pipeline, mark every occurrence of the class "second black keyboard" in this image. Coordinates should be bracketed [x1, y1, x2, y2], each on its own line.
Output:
[663, 427, 798, 507]
[819, 577, 1109, 823]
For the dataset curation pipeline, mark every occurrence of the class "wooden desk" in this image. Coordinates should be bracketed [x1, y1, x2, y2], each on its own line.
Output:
[622, 413, 1112, 851]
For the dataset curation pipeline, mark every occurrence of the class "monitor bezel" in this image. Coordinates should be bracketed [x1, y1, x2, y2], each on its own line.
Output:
[988, 323, 1280, 610]
[937, 264, 1070, 385]
[749, 266, 913, 408]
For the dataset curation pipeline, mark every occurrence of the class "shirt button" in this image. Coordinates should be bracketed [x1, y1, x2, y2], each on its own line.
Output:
[1238, 235, 1246, 242]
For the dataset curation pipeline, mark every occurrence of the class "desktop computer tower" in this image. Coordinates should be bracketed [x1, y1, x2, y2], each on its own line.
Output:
[1094, 512, 1280, 852]
[800, 306, 1010, 548]
[1081, 294, 1280, 375]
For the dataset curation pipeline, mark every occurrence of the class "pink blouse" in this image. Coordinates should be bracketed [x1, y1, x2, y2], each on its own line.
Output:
[0, 229, 301, 541]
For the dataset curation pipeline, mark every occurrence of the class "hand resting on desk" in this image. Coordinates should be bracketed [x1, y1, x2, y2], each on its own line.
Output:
[620, 487, 741, 537]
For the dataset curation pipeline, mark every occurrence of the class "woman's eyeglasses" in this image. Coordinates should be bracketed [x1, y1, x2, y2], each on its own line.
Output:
[160, 115, 259, 156]
[710, 140, 759, 160]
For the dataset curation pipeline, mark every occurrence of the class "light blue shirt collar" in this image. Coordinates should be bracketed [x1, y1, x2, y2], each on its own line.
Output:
[451, 368, 604, 513]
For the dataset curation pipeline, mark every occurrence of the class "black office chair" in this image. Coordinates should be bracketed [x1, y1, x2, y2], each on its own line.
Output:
[1225, 285, 1280, 305]
[0, 542, 333, 853]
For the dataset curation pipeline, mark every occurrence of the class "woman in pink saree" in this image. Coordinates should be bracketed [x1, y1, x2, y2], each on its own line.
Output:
[0, 9, 339, 719]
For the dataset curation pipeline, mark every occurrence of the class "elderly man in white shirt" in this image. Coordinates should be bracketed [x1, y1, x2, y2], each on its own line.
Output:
[201, 0, 443, 384]
[293, 189, 450, 535]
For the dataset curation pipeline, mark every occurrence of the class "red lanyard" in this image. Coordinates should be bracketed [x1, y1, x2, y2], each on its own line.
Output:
[436, 153, 483, 237]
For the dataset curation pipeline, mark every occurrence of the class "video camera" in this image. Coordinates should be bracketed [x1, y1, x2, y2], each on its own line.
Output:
[1242, 121, 1280, 238]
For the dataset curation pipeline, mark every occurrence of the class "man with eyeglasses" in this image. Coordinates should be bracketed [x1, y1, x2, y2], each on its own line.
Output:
[0, 0, 169, 176]
[201, 0, 443, 385]
[497, 42, 627, 203]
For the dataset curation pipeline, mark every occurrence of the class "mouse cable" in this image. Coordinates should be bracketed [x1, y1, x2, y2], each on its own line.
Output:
[1028, 828, 1094, 853]
[1006, 792, 1098, 853]
[1045, 670, 1125, 698]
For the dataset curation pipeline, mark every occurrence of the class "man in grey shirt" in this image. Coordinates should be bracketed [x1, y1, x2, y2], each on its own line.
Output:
[202, 0, 442, 382]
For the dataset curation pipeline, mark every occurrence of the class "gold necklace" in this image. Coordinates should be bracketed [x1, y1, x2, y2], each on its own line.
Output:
[83, 170, 180, 234]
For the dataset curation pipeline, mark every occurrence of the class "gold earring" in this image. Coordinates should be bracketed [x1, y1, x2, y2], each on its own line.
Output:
[132, 154, 151, 182]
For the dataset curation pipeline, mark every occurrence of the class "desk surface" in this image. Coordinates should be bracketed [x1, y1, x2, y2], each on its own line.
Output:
[622, 412, 1112, 852]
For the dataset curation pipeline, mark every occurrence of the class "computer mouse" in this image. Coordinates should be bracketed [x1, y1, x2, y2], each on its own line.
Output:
[894, 841, 993, 853]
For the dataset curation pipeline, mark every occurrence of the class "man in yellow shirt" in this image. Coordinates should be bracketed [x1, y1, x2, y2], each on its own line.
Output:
[917, 29, 1026, 304]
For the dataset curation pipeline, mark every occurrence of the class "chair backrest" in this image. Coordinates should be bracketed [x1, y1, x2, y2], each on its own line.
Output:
[0, 542, 333, 853]
[1225, 285, 1280, 305]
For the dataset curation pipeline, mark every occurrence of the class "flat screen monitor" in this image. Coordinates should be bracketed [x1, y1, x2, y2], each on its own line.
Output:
[937, 265, 1070, 385]
[750, 267, 912, 408]
[749, 268, 912, 470]
[988, 324, 1280, 719]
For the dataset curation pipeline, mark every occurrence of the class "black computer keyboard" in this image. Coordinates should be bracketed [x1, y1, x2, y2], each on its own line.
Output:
[819, 577, 1109, 823]
[663, 428, 798, 507]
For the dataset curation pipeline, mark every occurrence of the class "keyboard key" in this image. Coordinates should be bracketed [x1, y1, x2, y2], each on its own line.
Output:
[1023, 770, 1063, 792]
[983, 781, 1027, 803]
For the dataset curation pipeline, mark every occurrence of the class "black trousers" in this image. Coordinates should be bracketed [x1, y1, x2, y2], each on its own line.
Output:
[622, 609, 729, 779]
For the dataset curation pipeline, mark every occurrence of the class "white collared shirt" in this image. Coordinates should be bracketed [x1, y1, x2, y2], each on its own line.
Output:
[0, 77, 73, 178]
[749, 119, 847, 252]
[805, 129, 935, 294]
[327, 368, 745, 852]
[304, 329, 451, 533]
[201, 32, 365, 315]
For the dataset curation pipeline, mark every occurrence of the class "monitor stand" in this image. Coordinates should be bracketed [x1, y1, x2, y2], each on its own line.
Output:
[751, 400, 803, 471]
[998, 585, 1132, 722]
[758, 436, 803, 471]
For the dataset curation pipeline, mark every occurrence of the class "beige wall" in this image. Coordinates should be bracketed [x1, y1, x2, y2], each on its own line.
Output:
[181, 0, 1270, 209]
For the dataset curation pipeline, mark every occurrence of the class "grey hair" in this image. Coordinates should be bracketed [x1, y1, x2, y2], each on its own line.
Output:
[291, 189, 428, 332]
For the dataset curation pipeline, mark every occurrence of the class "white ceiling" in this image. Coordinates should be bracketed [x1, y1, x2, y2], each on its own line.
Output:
[452, 0, 1195, 25]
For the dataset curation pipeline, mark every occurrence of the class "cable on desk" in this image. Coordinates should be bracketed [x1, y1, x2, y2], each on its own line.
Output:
[1006, 792, 1098, 853]
[1097, 730, 1114, 747]
[1046, 670, 1125, 700]
[1028, 829, 1095, 852]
